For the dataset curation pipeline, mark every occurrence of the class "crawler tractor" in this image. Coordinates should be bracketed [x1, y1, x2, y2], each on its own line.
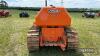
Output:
[82, 12, 96, 18]
[19, 11, 29, 18]
[27, 6, 78, 52]
[0, 10, 10, 17]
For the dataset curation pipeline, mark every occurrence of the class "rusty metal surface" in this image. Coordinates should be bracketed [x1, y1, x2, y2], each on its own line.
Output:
[65, 27, 79, 49]
[27, 26, 40, 52]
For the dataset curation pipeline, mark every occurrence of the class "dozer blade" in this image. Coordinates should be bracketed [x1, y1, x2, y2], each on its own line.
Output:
[27, 26, 40, 52]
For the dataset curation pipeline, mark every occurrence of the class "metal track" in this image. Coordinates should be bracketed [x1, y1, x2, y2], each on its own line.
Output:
[65, 27, 79, 50]
[27, 26, 40, 52]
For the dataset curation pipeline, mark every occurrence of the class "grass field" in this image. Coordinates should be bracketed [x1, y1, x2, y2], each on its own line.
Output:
[0, 10, 100, 56]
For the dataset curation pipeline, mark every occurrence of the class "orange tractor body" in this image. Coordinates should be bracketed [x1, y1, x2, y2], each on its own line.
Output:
[34, 7, 71, 26]
[27, 6, 78, 52]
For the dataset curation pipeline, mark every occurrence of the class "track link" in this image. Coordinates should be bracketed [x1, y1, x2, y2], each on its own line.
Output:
[27, 26, 40, 52]
[65, 27, 79, 50]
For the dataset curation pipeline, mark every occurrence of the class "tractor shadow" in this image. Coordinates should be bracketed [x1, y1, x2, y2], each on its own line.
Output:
[29, 47, 84, 56]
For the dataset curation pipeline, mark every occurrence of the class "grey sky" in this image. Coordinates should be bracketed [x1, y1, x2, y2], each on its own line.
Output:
[5, 0, 100, 8]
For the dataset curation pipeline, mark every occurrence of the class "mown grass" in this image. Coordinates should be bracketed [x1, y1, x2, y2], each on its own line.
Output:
[0, 10, 36, 56]
[0, 10, 100, 56]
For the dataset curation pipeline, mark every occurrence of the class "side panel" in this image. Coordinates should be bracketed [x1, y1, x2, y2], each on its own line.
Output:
[41, 28, 64, 42]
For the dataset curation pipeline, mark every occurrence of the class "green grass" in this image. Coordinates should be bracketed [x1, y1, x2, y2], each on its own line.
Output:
[0, 10, 100, 56]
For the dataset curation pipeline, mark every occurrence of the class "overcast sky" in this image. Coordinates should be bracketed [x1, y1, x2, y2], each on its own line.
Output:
[5, 0, 100, 8]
